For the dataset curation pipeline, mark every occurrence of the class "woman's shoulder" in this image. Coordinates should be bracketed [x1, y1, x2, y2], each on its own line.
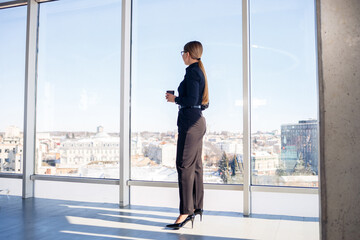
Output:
[185, 66, 204, 81]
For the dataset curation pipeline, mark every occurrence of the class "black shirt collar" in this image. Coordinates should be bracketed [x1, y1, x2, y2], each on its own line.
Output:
[186, 62, 199, 70]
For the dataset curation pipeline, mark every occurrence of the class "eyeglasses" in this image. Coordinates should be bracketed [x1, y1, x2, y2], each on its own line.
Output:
[181, 51, 187, 56]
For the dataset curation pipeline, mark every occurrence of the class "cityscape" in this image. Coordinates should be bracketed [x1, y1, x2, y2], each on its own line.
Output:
[0, 119, 318, 187]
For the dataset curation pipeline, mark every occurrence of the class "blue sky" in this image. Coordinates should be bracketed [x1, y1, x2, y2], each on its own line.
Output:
[0, 0, 318, 133]
[0, 5, 26, 132]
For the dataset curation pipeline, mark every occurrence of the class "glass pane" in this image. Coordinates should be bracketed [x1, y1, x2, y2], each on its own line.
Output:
[35, 0, 121, 178]
[250, 0, 319, 187]
[0, 6, 26, 173]
[131, 0, 243, 184]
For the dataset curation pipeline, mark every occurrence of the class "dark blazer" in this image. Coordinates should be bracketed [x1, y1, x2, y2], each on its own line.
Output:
[175, 62, 205, 132]
[175, 62, 205, 107]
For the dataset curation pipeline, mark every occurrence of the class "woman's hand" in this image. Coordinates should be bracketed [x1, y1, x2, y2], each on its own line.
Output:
[166, 93, 176, 103]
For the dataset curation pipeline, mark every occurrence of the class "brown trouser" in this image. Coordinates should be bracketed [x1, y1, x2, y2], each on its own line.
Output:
[176, 116, 206, 215]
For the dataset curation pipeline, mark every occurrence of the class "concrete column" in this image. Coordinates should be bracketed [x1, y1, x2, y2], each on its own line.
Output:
[317, 0, 360, 239]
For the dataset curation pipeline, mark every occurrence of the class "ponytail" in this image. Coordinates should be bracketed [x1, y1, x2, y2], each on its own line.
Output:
[183, 41, 209, 106]
[198, 60, 209, 105]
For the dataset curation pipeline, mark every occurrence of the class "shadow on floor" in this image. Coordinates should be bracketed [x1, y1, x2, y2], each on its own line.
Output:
[130, 204, 319, 222]
[0, 195, 254, 240]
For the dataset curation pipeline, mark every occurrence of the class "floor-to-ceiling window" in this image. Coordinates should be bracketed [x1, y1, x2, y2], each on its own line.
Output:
[249, 0, 318, 188]
[131, 0, 243, 184]
[35, 0, 122, 178]
[0, 5, 26, 175]
[0, 4, 26, 196]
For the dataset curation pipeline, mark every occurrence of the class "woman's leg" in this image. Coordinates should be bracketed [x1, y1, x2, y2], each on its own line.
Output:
[176, 129, 195, 215]
[193, 139, 204, 210]
[193, 117, 206, 210]
[176, 117, 206, 215]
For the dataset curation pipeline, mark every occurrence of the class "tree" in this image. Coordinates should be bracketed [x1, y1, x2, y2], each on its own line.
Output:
[292, 152, 315, 176]
[218, 151, 229, 183]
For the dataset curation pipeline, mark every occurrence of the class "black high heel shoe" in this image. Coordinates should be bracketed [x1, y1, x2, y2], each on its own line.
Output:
[194, 209, 203, 221]
[166, 214, 195, 229]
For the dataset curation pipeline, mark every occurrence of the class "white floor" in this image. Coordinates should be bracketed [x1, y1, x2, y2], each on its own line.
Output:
[0, 195, 319, 240]
[63, 206, 319, 240]
[0, 180, 320, 240]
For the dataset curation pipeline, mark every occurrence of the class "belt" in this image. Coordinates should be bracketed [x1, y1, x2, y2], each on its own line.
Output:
[179, 105, 201, 110]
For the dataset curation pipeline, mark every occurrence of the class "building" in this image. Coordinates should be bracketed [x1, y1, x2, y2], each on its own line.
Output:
[160, 143, 177, 168]
[252, 151, 279, 175]
[36, 127, 120, 175]
[281, 120, 318, 173]
[145, 141, 177, 168]
[216, 140, 243, 155]
[58, 127, 120, 166]
[0, 126, 23, 173]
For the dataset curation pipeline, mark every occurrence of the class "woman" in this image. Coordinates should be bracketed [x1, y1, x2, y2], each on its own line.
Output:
[165, 41, 209, 229]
